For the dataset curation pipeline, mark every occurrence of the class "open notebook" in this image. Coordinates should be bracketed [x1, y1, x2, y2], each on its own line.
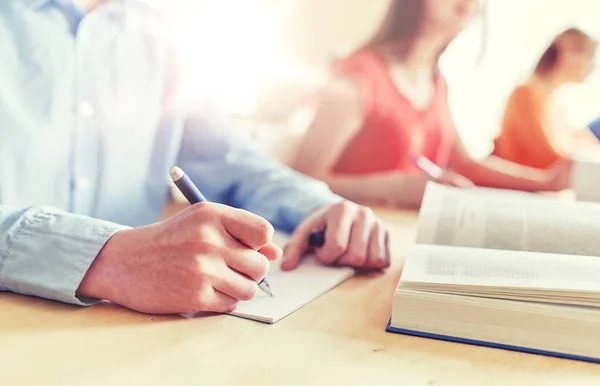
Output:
[228, 231, 354, 323]
[388, 182, 600, 362]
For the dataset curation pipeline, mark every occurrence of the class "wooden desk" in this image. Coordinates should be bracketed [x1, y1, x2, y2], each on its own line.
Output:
[2, 206, 599, 386]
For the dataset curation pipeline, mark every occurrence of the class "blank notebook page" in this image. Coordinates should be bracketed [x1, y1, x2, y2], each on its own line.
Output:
[229, 231, 355, 323]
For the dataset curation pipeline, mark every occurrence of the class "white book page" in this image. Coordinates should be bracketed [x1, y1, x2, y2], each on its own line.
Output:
[401, 244, 600, 292]
[416, 182, 600, 257]
[229, 231, 354, 323]
[573, 151, 600, 202]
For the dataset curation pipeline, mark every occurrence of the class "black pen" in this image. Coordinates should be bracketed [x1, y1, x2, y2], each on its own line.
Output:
[309, 230, 325, 248]
[169, 166, 273, 297]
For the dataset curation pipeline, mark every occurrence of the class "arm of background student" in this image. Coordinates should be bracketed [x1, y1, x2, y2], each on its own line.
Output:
[449, 85, 573, 192]
[449, 135, 567, 192]
[290, 78, 441, 208]
[0, 205, 126, 304]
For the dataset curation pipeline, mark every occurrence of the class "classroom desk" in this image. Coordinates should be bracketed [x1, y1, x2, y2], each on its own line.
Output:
[2, 203, 600, 386]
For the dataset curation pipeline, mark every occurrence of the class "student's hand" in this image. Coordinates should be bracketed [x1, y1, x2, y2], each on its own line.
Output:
[78, 203, 281, 315]
[437, 170, 476, 188]
[280, 201, 390, 271]
[386, 171, 474, 208]
[546, 159, 572, 191]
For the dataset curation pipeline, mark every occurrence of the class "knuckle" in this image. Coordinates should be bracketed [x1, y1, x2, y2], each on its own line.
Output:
[256, 254, 269, 279]
[193, 235, 212, 250]
[191, 291, 211, 311]
[364, 206, 375, 217]
[256, 219, 274, 244]
[190, 226, 215, 246]
[325, 238, 347, 257]
[190, 202, 211, 217]
[339, 200, 355, 213]
[224, 300, 239, 313]
[357, 206, 374, 220]
[193, 258, 213, 279]
[348, 251, 367, 266]
[239, 283, 258, 301]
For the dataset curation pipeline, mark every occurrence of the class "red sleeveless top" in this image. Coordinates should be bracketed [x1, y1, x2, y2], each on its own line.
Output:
[330, 50, 456, 175]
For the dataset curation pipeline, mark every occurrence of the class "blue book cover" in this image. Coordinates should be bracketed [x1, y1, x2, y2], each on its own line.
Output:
[386, 320, 600, 364]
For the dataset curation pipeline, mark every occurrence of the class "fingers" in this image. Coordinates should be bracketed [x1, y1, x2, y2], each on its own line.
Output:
[336, 211, 389, 270]
[337, 207, 374, 267]
[453, 176, 475, 189]
[281, 211, 327, 271]
[365, 222, 390, 269]
[439, 172, 475, 188]
[213, 268, 259, 302]
[314, 202, 356, 265]
[219, 206, 274, 250]
[201, 289, 240, 313]
[279, 201, 391, 271]
[224, 248, 270, 283]
[258, 242, 282, 261]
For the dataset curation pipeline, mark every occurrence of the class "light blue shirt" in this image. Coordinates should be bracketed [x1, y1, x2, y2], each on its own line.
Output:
[0, 0, 340, 305]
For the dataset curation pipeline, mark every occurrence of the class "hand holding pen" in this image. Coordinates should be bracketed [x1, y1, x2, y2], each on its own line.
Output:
[78, 170, 279, 315]
[170, 166, 278, 297]
[280, 202, 391, 271]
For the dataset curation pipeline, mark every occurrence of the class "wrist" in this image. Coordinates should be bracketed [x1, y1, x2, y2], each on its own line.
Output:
[77, 229, 131, 303]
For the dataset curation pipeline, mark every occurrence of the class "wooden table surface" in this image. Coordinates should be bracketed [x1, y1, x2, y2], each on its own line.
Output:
[2, 204, 600, 386]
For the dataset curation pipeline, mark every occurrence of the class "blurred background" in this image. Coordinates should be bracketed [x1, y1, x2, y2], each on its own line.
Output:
[148, 0, 600, 161]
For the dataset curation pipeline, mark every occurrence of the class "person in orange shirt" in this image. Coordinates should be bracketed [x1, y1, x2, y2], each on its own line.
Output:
[290, 0, 569, 209]
[493, 28, 598, 169]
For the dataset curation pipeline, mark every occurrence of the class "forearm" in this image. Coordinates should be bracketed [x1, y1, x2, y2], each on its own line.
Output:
[321, 172, 425, 208]
[455, 156, 552, 192]
[0, 205, 127, 304]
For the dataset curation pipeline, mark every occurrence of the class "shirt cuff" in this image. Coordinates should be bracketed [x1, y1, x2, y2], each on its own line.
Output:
[0, 206, 129, 306]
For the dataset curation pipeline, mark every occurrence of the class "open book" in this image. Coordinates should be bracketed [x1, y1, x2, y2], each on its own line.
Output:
[573, 149, 600, 203]
[388, 182, 600, 362]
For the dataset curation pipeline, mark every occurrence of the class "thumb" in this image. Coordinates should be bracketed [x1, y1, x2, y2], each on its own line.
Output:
[281, 216, 326, 271]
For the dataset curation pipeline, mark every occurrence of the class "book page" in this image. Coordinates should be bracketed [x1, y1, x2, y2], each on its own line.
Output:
[417, 182, 600, 257]
[401, 244, 600, 292]
[228, 231, 355, 323]
[573, 150, 600, 203]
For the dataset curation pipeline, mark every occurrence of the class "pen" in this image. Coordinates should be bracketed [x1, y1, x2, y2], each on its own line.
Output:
[169, 166, 273, 297]
[308, 230, 325, 248]
[414, 155, 444, 179]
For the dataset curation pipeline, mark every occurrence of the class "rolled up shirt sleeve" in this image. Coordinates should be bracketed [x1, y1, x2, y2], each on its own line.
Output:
[0, 205, 128, 305]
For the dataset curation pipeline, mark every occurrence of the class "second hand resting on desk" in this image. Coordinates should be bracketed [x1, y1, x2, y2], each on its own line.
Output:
[169, 166, 326, 297]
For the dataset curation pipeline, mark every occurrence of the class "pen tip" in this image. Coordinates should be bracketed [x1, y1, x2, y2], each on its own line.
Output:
[259, 279, 273, 297]
[170, 166, 185, 181]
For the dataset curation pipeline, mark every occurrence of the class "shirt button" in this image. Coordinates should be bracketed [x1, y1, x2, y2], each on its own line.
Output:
[78, 102, 94, 117]
[77, 177, 92, 190]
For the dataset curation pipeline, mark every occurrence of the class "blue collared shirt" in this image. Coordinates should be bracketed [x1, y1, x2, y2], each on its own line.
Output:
[0, 0, 340, 305]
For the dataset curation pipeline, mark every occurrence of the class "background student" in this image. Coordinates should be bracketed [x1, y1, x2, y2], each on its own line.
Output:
[290, 0, 569, 208]
[493, 28, 599, 169]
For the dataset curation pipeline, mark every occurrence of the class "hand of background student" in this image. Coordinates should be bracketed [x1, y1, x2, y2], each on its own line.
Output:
[385, 171, 474, 208]
[546, 159, 572, 191]
[436, 170, 476, 188]
[280, 201, 390, 271]
[78, 203, 281, 314]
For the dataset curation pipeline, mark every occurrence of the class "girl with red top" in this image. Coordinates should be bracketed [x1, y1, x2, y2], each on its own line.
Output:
[291, 0, 569, 208]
